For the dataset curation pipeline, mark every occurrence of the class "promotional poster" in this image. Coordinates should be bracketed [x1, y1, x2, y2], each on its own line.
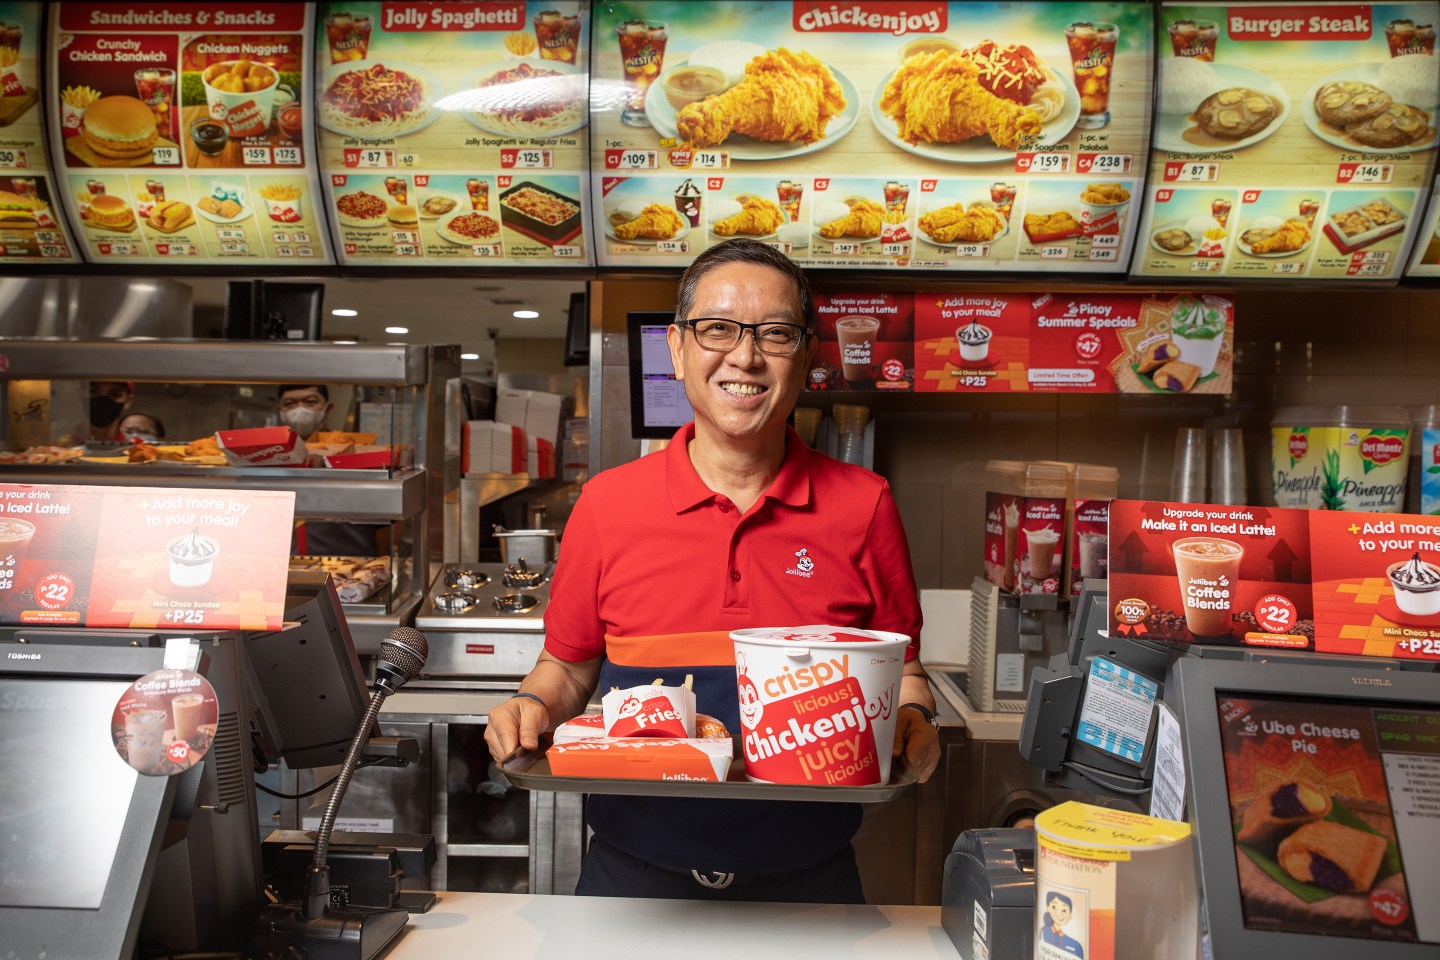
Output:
[590, 1, 1153, 271]
[1135, 1, 1439, 281]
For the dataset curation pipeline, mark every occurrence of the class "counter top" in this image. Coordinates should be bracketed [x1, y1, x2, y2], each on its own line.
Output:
[384, 892, 960, 959]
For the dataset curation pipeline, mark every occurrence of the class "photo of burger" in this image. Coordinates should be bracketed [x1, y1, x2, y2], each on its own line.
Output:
[0, 191, 38, 229]
[87, 194, 137, 232]
[386, 203, 417, 230]
[75, 95, 160, 163]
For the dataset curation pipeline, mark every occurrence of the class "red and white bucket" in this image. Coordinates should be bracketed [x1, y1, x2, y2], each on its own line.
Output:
[730, 625, 908, 786]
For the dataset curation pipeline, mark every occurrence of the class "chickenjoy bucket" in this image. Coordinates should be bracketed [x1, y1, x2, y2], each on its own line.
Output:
[730, 625, 908, 786]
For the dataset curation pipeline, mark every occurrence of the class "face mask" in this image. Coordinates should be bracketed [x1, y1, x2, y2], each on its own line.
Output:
[280, 406, 325, 437]
[90, 395, 124, 427]
[125, 432, 160, 444]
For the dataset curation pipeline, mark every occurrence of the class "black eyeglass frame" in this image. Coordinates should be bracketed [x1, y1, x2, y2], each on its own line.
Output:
[677, 318, 815, 356]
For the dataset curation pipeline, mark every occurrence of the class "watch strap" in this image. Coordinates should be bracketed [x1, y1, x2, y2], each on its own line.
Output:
[900, 702, 939, 727]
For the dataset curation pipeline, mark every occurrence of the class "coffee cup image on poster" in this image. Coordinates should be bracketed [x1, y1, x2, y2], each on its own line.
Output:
[1107, 500, 1314, 647]
[1217, 694, 1436, 945]
[807, 291, 914, 392]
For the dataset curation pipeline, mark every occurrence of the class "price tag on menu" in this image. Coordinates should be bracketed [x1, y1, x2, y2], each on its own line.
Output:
[471, 244, 501, 257]
[152, 146, 181, 166]
[1089, 247, 1119, 261]
[767, 241, 793, 255]
[1163, 161, 1220, 182]
[953, 243, 990, 258]
[831, 241, 861, 255]
[40, 244, 67, 258]
[1189, 259, 1223, 272]
[217, 228, 247, 241]
[398, 152, 420, 167]
[1077, 153, 1132, 174]
[1347, 261, 1387, 277]
[275, 146, 302, 165]
[393, 243, 419, 256]
[604, 148, 658, 170]
[218, 242, 250, 255]
[501, 148, 554, 169]
[344, 148, 396, 169]
[1015, 152, 1071, 174]
[1271, 261, 1305, 275]
[656, 239, 689, 254]
[242, 146, 272, 165]
[1040, 245, 1069, 258]
[690, 150, 730, 169]
[0, 148, 26, 167]
[1336, 162, 1394, 184]
[1092, 234, 1120, 248]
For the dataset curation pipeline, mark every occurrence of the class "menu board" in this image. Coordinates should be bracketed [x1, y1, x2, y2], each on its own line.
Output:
[0, 2, 81, 264]
[1135, 1, 1439, 282]
[1406, 172, 1440, 274]
[48, 2, 332, 264]
[314, 1, 592, 267]
[806, 290, 1235, 394]
[589, 1, 1153, 272]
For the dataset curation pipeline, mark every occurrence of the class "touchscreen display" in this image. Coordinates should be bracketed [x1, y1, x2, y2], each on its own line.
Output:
[636, 323, 692, 433]
[0, 678, 139, 909]
[1216, 693, 1439, 944]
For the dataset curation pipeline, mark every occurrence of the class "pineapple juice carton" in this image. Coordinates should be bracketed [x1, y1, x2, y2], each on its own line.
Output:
[1272, 406, 1411, 512]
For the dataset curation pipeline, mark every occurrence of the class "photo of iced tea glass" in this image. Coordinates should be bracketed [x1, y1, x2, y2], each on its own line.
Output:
[1385, 19, 1437, 57]
[990, 182, 1017, 219]
[11, 176, 35, 198]
[0, 21, 22, 55]
[1167, 19, 1218, 60]
[134, 68, 176, 140]
[1065, 21, 1119, 129]
[384, 176, 407, 205]
[883, 180, 910, 217]
[1211, 198, 1231, 229]
[86, 178, 106, 197]
[466, 178, 489, 211]
[145, 178, 165, 202]
[1299, 198, 1319, 228]
[616, 20, 667, 127]
[776, 180, 803, 222]
[324, 12, 373, 64]
[535, 10, 582, 64]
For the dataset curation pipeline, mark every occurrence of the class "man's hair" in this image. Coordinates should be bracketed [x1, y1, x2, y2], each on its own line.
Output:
[1046, 892, 1073, 910]
[277, 384, 328, 401]
[674, 237, 816, 331]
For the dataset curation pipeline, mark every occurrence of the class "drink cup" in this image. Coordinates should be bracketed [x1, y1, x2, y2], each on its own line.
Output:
[776, 180, 803, 222]
[171, 693, 205, 744]
[1385, 19, 1437, 57]
[1211, 198, 1231, 229]
[883, 180, 910, 217]
[1079, 531, 1108, 579]
[1171, 428, 1208, 503]
[125, 710, 168, 772]
[1209, 428, 1247, 505]
[1299, 199, 1319, 228]
[674, 179, 702, 226]
[384, 176, 408, 205]
[617, 20, 667, 127]
[1003, 503, 1020, 589]
[835, 315, 881, 382]
[1172, 538, 1244, 637]
[1066, 22, 1119, 129]
[466, 178, 489, 211]
[325, 12, 373, 64]
[1167, 19, 1218, 60]
[1025, 527, 1062, 580]
[134, 67, 176, 141]
[535, 10, 582, 64]
[990, 182, 1017, 220]
[0, 517, 35, 553]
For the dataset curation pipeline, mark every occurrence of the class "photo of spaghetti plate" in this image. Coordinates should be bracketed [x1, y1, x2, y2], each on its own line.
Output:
[443, 60, 588, 138]
[318, 59, 443, 138]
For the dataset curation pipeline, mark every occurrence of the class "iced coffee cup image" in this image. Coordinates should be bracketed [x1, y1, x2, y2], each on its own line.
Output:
[1172, 537, 1244, 637]
[167, 529, 219, 587]
[1003, 502, 1020, 589]
[834, 314, 880, 383]
[1025, 526, 1062, 580]
[1386, 552, 1440, 617]
[956, 320, 993, 363]
[124, 709, 168, 773]
[172, 692, 205, 744]
[0, 517, 36, 554]
[1079, 531, 1108, 579]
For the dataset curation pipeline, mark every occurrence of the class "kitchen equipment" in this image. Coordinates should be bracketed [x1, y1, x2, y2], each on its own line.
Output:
[493, 525, 558, 567]
[414, 561, 553, 677]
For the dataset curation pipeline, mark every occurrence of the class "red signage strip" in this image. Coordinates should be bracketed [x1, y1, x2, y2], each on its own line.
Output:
[791, 1, 947, 34]
[1225, 5, 1374, 41]
[379, 2, 526, 32]
[59, 3, 307, 33]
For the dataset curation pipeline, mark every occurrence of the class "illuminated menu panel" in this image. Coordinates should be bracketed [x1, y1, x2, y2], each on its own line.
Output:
[1135, 1, 1438, 282]
[590, 1, 1153, 272]
[0, 2, 81, 264]
[48, 2, 333, 265]
[314, 1, 593, 267]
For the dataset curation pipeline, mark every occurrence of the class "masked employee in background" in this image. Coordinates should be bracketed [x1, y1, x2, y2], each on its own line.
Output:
[87, 380, 134, 441]
[276, 383, 333, 439]
[486, 239, 939, 903]
[277, 383, 380, 557]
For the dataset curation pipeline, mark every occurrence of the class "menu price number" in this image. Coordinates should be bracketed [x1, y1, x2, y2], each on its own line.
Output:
[398, 152, 420, 168]
[1163, 161, 1219, 183]
[1189, 259, 1223, 272]
[275, 146, 302, 166]
[470, 243, 501, 257]
[552, 244, 582, 258]
[39, 244, 68, 258]
[956, 375, 990, 388]
[0, 148, 26, 168]
[1015, 152, 1070, 174]
[156, 243, 196, 256]
[766, 241, 793, 255]
[344, 148, 395, 169]
[690, 150, 729, 170]
[242, 146, 272, 165]
[831, 241, 862, 255]
[1354, 250, 1390, 264]
[1089, 246, 1118, 261]
[951, 243, 988, 258]
[1271, 261, 1305, 275]
[883, 242, 910, 257]
[218, 242, 250, 255]
[152, 146, 181, 166]
[1077, 153, 1132, 174]
[97, 242, 139, 256]
[391, 230, 417, 243]
[163, 608, 206, 626]
[1337, 162, 1393, 184]
[393, 242, 420, 257]
[1253, 594, 1297, 633]
[216, 228, 247, 241]
[656, 239, 689, 254]
[1396, 637, 1440, 656]
[275, 246, 294, 257]
[35, 573, 74, 610]
[605, 149, 658, 170]
[1040, 245, 1069, 259]
[1347, 261, 1389, 277]
[501, 148, 553, 169]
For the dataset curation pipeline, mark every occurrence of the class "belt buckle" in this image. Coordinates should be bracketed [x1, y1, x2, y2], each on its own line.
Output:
[691, 869, 734, 890]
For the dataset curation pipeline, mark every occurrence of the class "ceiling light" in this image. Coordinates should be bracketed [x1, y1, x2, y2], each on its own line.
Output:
[513, 309, 539, 319]
[460, 353, 479, 360]
[334, 340, 357, 345]
[331, 308, 358, 317]
[385, 326, 409, 335]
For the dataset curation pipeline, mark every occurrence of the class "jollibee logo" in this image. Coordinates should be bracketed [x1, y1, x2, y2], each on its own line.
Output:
[786, 547, 816, 578]
[736, 653, 764, 731]
[616, 695, 643, 719]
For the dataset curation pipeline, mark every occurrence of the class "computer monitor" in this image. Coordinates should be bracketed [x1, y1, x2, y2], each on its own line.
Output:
[1167, 655, 1440, 959]
[564, 290, 589, 366]
[627, 310, 692, 440]
[225, 280, 325, 341]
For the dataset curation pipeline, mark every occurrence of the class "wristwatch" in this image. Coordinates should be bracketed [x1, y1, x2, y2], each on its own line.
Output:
[900, 702, 939, 729]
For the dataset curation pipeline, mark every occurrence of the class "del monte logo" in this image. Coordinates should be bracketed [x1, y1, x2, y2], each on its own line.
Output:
[1288, 432, 1308, 461]
[1360, 434, 1405, 466]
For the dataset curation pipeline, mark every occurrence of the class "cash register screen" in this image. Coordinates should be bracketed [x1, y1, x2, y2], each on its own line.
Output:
[0, 678, 138, 909]
[627, 312, 693, 439]
[1215, 693, 1439, 946]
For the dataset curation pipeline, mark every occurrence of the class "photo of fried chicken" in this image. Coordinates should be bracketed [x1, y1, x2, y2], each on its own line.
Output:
[819, 198, 884, 240]
[1241, 219, 1311, 254]
[1023, 210, 1081, 239]
[676, 48, 846, 147]
[919, 202, 1006, 244]
[712, 194, 785, 237]
[611, 203, 685, 242]
[879, 49, 1044, 150]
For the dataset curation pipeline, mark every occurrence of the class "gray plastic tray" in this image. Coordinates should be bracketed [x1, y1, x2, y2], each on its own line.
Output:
[502, 736, 916, 803]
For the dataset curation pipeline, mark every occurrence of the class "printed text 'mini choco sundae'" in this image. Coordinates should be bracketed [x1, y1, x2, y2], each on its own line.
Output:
[1386, 552, 1440, 617]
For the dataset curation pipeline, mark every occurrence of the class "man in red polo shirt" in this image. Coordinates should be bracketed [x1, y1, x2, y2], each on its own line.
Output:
[485, 238, 938, 902]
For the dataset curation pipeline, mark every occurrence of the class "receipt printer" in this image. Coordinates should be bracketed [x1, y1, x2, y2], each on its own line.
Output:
[941, 828, 1036, 960]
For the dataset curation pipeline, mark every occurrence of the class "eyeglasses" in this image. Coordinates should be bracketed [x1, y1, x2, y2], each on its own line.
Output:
[680, 318, 812, 356]
[279, 395, 326, 411]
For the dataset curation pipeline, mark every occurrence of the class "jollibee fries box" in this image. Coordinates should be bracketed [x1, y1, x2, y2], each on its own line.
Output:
[545, 738, 732, 782]
[602, 683, 695, 738]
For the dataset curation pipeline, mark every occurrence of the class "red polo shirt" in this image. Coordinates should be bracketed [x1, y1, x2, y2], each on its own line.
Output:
[542, 423, 922, 874]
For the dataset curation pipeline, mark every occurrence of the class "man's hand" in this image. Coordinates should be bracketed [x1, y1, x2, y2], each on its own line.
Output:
[891, 706, 941, 783]
[484, 695, 549, 763]
[483, 651, 602, 764]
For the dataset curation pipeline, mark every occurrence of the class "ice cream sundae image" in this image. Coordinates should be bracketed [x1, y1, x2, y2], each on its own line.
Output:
[956, 320, 993, 362]
[1386, 551, 1440, 617]
[167, 529, 219, 587]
